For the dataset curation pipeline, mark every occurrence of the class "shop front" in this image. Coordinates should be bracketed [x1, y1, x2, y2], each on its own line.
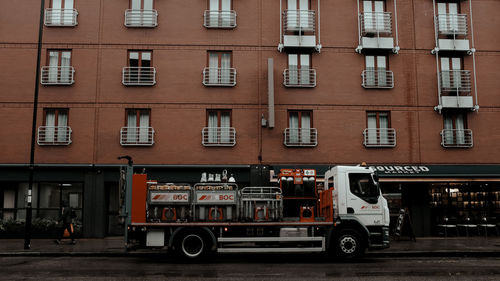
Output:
[373, 165, 500, 237]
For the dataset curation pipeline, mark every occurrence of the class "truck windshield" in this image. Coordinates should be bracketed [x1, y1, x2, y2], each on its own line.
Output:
[348, 173, 380, 204]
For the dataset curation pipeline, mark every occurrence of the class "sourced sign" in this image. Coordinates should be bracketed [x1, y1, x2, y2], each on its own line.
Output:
[370, 165, 500, 178]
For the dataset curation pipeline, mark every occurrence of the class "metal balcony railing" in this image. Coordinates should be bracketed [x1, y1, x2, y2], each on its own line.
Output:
[440, 70, 471, 93]
[441, 129, 473, 148]
[37, 126, 72, 145]
[120, 127, 155, 146]
[360, 12, 392, 35]
[122, 67, 156, 86]
[44, 8, 78, 26]
[283, 69, 316, 87]
[284, 128, 317, 147]
[203, 10, 237, 28]
[202, 67, 237, 86]
[436, 14, 468, 36]
[362, 70, 394, 89]
[202, 127, 236, 146]
[40, 66, 75, 85]
[124, 9, 158, 27]
[363, 128, 396, 147]
[283, 10, 316, 33]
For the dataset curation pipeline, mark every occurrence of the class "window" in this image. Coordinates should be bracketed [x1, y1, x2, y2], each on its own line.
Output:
[349, 173, 380, 204]
[123, 109, 152, 145]
[205, 110, 234, 145]
[123, 51, 155, 85]
[366, 111, 392, 146]
[44, 50, 73, 84]
[287, 110, 315, 145]
[39, 108, 70, 145]
[443, 113, 470, 146]
[46, 0, 76, 26]
[362, 0, 386, 33]
[437, 2, 460, 34]
[286, 54, 313, 86]
[126, 0, 157, 27]
[440, 57, 466, 92]
[205, 0, 235, 28]
[286, 0, 312, 32]
[204, 51, 235, 86]
[363, 55, 392, 88]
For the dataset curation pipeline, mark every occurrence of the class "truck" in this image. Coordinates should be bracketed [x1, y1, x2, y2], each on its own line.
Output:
[120, 164, 390, 259]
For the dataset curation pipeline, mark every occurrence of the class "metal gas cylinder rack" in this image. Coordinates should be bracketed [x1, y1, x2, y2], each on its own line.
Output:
[193, 183, 239, 221]
[147, 183, 192, 222]
[240, 187, 283, 222]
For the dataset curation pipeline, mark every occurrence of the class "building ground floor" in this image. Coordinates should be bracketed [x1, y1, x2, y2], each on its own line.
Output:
[1, 164, 499, 238]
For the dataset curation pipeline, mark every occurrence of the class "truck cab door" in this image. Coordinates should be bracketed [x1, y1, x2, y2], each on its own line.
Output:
[345, 172, 384, 226]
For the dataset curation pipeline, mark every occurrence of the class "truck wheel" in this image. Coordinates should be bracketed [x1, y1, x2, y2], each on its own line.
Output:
[178, 232, 206, 259]
[335, 230, 364, 259]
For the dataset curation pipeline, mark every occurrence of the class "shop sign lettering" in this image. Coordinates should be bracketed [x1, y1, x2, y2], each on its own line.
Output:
[370, 165, 430, 175]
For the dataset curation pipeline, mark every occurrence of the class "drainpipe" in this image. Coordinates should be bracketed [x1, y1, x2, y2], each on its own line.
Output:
[25, 0, 46, 250]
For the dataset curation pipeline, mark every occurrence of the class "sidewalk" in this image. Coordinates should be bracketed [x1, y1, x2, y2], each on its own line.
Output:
[0, 236, 499, 257]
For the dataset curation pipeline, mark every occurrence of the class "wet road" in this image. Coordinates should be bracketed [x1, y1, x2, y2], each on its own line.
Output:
[0, 255, 499, 280]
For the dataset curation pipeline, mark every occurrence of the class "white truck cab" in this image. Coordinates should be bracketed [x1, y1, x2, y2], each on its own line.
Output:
[325, 165, 390, 254]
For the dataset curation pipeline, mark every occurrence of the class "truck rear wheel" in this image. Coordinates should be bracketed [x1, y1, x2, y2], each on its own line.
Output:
[335, 229, 364, 259]
[179, 233, 205, 259]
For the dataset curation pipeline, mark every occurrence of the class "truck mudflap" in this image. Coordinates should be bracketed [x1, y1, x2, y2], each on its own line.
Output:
[368, 226, 390, 250]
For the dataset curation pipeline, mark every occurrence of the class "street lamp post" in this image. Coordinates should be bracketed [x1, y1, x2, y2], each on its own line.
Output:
[25, 0, 46, 250]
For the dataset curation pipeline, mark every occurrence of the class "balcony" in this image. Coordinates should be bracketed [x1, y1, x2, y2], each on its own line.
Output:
[281, 10, 317, 49]
[436, 14, 470, 52]
[283, 69, 316, 87]
[120, 127, 155, 146]
[40, 66, 75, 85]
[44, 8, 78, 26]
[122, 67, 156, 86]
[202, 68, 236, 87]
[363, 128, 396, 148]
[441, 129, 473, 148]
[440, 70, 471, 93]
[37, 126, 72, 146]
[203, 10, 237, 28]
[358, 12, 394, 50]
[124, 9, 158, 27]
[284, 128, 317, 147]
[362, 70, 394, 89]
[202, 127, 236, 147]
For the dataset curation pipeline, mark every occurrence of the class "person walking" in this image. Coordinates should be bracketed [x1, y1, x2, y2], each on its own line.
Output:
[54, 201, 76, 245]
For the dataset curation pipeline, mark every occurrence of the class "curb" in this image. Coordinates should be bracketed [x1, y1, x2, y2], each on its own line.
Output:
[1, 251, 499, 258]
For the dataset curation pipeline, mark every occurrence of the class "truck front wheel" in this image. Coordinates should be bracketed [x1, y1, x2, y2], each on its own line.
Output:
[335, 229, 364, 259]
[178, 232, 206, 259]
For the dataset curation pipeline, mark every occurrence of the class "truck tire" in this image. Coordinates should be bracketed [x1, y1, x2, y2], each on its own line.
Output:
[335, 229, 364, 259]
[177, 232, 207, 259]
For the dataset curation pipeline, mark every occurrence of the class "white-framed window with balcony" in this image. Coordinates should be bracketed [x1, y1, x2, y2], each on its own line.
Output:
[284, 110, 317, 147]
[285, 0, 314, 33]
[204, 0, 236, 28]
[203, 51, 236, 86]
[362, 0, 390, 35]
[121, 109, 154, 146]
[41, 50, 74, 85]
[38, 108, 72, 145]
[125, 0, 158, 27]
[362, 55, 393, 88]
[284, 54, 316, 87]
[442, 112, 472, 148]
[123, 50, 156, 86]
[364, 111, 396, 147]
[437, 2, 466, 36]
[45, 0, 78, 26]
[440, 57, 470, 93]
[203, 110, 236, 146]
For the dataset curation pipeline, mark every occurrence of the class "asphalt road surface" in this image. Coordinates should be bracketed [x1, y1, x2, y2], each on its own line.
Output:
[0, 255, 499, 281]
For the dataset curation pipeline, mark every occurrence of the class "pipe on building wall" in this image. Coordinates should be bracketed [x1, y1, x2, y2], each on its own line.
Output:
[317, 0, 321, 52]
[431, 0, 443, 111]
[469, 0, 479, 110]
[268, 58, 275, 128]
[356, 0, 361, 52]
[393, 0, 400, 53]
